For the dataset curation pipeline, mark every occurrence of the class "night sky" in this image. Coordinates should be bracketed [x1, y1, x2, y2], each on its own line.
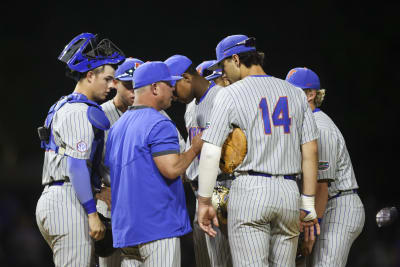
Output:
[1, 1, 399, 266]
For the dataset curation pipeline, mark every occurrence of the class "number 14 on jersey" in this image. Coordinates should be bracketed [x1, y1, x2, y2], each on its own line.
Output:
[259, 96, 291, 134]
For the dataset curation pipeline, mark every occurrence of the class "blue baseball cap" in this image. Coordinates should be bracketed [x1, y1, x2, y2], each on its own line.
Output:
[208, 34, 256, 71]
[132, 61, 183, 89]
[196, 60, 223, 81]
[285, 67, 321, 89]
[164, 55, 192, 77]
[114, 58, 144, 81]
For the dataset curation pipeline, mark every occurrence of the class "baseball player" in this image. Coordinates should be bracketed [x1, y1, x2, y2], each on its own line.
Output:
[196, 60, 230, 87]
[97, 57, 144, 267]
[104, 61, 203, 267]
[197, 34, 320, 267]
[286, 67, 365, 267]
[164, 55, 233, 267]
[35, 32, 125, 266]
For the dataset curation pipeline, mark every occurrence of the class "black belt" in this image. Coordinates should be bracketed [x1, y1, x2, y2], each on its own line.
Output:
[329, 189, 358, 200]
[47, 180, 65, 186]
[190, 173, 234, 191]
[247, 171, 297, 181]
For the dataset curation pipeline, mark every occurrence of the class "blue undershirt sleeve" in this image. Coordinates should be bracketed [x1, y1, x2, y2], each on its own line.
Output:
[67, 156, 96, 214]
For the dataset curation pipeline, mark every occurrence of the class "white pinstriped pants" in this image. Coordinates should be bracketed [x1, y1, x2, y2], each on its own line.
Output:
[310, 193, 365, 267]
[228, 175, 300, 267]
[36, 183, 95, 267]
[120, 237, 180, 267]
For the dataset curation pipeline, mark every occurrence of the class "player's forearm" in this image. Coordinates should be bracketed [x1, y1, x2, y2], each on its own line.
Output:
[67, 157, 96, 214]
[301, 140, 318, 196]
[198, 142, 222, 198]
[315, 181, 328, 218]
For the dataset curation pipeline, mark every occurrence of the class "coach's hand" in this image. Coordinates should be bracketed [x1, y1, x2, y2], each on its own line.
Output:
[95, 186, 111, 210]
[88, 212, 106, 241]
[198, 196, 219, 237]
[191, 132, 204, 155]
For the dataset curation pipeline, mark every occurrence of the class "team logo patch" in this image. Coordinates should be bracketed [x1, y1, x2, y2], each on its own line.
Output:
[76, 141, 88, 152]
[318, 161, 330, 171]
[205, 122, 211, 129]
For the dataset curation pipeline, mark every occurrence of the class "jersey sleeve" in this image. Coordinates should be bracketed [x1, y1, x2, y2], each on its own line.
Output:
[202, 89, 235, 147]
[317, 128, 337, 181]
[300, 95, 319, 144]
[57, 108, 95, 159]
[148, 119, 180, 156]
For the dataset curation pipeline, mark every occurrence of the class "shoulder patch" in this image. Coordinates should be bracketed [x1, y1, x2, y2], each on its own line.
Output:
[318, 161, 330, 171]
[76, 141, 88, 152]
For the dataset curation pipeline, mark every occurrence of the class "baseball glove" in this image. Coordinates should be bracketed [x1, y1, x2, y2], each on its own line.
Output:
[94, 213, 116, 258]
[219, 127, 247, 174]
[211, 185, 230, 225]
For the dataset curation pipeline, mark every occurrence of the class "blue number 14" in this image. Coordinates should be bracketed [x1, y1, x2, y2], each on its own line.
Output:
[259, 97, 291, 134]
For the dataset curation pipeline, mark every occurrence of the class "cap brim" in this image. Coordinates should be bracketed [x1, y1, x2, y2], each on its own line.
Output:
[164, 76, 183, 87]
[207, 60, 222, 71]
[116, 76, 133, 81]
[205, 73, 222, 81]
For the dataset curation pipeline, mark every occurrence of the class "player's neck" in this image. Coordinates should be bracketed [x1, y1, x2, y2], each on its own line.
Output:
[113, 95, 128, 113]
[309, 101, 316, 111]
[195, 78, 211, 102]
[133, 93, 159, 110]
[241, 65, 266, 79]
[73, 83, 94, 101]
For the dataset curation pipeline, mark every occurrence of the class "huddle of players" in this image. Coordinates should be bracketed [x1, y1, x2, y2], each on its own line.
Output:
[35, 32, 365, 267]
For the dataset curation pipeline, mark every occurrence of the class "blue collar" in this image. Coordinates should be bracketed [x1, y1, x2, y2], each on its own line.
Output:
[313, 108, 321, 113]
[248, 75, 271, 78]
[197, 82, 216, 105]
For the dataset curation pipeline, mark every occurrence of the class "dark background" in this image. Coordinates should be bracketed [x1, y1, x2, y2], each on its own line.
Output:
[1, 1, 399, 266]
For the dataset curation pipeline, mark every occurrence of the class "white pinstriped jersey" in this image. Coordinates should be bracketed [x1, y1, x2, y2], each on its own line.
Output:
[41, 102, 95, 185]
[202, 75, 319, 175]
[313, 110, 359, 197]
[185, 84, 224, 181]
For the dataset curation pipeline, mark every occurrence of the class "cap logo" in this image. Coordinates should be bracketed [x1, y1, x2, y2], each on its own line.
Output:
[197, 67, 202, 75]
[287, 69, 297, 79]
[135, 62, 141, 69]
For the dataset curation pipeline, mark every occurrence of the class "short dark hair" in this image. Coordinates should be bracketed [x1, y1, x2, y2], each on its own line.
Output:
[66, 64, 118, 82]
[184, 64, 199, 76]
[237, 50, 264, 68]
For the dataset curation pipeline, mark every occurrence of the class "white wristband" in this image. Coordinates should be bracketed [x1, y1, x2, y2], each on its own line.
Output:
[300, 194, 317, 221]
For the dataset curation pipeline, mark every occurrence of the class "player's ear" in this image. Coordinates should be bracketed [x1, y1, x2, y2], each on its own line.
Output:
[86, 70, 95, 83]
[232, 54, 240, 68]
[151, 83, 159, 95]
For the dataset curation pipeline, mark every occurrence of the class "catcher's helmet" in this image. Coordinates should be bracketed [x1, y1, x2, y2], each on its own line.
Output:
[58, 32, 125, 73]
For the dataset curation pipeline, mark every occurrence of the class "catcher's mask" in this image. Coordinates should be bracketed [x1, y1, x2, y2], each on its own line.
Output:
[58, 32, 125, 73]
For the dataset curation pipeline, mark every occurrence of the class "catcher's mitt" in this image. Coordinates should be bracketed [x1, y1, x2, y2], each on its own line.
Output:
[219, 127, 247, 174]
[94, 213, 116, 258]
[211, 185, 230, 225]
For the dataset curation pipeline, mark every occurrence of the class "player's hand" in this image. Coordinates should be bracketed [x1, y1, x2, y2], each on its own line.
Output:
[197, 196, 219, 237]
[88, 212, 106, 241]
[95, 186, 112, 210]
[191, 132, 204, 155]
[301, 238, 316, 256]
[299, 212, 320, 241]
